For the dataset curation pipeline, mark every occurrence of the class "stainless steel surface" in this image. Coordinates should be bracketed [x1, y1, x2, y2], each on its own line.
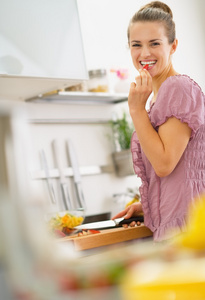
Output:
[40, 149, 56, 204]
[66, 139, 85, 209]
[52, 139, 72, 210]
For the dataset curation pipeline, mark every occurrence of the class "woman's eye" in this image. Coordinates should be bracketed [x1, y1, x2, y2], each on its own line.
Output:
[151, 42, 160, 47]
[132, 43, 141, 47]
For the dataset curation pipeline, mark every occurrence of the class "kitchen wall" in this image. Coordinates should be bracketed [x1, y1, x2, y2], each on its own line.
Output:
[77, 0, 205, 92]
[26, 101, 139, 217]
[25, 0, 205, 217]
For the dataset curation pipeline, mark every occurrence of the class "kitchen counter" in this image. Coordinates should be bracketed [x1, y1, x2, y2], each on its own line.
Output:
[57, 224, 153, 251]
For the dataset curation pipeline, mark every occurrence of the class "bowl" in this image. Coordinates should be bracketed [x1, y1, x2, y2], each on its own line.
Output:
[45, 209, 85, 236]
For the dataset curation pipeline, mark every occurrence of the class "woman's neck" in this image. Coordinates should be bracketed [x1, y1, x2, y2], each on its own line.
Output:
[152, 63, 179, 103]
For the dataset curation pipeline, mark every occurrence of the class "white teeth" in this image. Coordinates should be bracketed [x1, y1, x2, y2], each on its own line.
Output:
[141, 61, 156, 66]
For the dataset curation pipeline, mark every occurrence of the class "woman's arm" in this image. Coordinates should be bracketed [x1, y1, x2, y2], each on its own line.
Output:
[129, 69, 192, 177]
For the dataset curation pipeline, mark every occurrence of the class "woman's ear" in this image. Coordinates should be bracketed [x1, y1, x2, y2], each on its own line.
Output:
[170, 39, 178, 55]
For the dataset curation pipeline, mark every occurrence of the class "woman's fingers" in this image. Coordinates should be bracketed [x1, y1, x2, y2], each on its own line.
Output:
[135, 74, 142, 87]
[122, 221, 141, 228]
[139, 69, 148, 86]
[112, 203, 143, 224]
[139, 69, 152, 86]
[124, 206, 136, 219]
[132, 69, 151, 88]
[133, 69, 152, 92]
[111, 208, 129, 220]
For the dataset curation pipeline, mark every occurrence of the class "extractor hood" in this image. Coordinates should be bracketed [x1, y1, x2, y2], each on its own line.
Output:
[0, 0, 88, 101]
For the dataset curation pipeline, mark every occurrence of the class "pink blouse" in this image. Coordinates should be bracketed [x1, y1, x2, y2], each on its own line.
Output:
[131, 75, 205, 241]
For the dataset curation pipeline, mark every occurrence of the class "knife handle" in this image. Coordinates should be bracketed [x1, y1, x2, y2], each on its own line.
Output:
[118, 216, 144, 226]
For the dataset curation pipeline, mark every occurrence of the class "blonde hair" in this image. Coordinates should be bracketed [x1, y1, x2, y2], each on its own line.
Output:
[127, 1, 176, 44]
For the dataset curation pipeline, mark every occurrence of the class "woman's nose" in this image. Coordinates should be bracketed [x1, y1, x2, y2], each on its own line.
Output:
[141, 46, 151, 58]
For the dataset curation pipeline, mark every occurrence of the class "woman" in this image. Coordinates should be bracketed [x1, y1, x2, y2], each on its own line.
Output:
[112, 1, 205, 242]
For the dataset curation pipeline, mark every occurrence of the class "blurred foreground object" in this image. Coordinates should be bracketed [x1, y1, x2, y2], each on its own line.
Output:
[120, 193, 205, 300]
[121, 254, 205, 300]
[0, 101, 126, 300]
[0, 101, 77, 299]
[172, 193, 205, 251]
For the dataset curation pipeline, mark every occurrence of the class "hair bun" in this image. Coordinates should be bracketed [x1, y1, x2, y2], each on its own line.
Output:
[141, 1, 173, 18]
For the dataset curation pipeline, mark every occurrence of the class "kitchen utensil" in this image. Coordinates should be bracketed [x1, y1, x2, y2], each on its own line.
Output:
[40, 149, 56, 204]
[66, 139, 85, 209]
[52, 139, 72, 210]
[75, 216, 144, 230]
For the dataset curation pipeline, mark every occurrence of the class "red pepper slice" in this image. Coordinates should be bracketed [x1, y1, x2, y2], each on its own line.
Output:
[88, 229, 100, 234]
[143, 64, 149, 70]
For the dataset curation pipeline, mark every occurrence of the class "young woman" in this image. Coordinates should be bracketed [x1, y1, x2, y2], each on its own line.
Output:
[112, 1, 205, 242]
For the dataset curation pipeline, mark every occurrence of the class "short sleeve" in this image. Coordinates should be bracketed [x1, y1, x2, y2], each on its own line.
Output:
[150, 75, 205, 139]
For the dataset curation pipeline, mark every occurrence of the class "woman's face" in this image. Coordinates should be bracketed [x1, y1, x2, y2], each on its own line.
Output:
[129, 21, 177, 77]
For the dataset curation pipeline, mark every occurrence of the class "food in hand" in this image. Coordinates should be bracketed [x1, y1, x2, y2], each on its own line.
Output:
[143, 64, 149, 70]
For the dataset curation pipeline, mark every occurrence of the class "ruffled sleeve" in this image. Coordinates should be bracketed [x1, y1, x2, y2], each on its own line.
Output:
[150, 75, 205, 139]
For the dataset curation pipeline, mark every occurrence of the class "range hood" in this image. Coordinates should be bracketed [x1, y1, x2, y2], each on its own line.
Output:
[0, 0, 88, 101]
[0, 75, 85, 101]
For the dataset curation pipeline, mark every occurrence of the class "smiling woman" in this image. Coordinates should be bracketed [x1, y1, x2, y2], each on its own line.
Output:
[112, 1, 205, 242]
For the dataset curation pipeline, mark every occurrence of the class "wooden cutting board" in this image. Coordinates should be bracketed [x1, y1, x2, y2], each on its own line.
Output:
[57, 224, 153, 251]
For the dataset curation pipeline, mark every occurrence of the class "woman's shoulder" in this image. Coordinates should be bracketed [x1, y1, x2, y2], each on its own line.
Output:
[161, 74, 204, 95]
[152, 74, 205, 135]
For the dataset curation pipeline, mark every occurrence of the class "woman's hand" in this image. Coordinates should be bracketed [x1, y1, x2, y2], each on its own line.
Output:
[128, 69, 153, 115]
[112, 202, 143, 228]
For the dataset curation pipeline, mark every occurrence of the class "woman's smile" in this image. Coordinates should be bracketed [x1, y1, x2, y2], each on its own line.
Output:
[129, 21, 177, 77]
[140, 60, 157, 70]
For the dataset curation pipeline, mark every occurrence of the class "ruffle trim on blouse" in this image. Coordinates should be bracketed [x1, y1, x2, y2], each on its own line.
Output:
[152, 114, 197, 140]
[131, 132, 156, 233]
[178, 74, 204, 96]
[153, 215, 188, 242]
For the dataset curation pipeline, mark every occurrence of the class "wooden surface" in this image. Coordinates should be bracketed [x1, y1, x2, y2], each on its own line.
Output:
[57, 224, 153, 251]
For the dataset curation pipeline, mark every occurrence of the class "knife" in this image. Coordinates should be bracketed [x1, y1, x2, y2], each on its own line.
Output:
[75, 215, 144, 230]
[52, 139, 72, 210]
[66, 139, 85, 210]
[40, 149, 56, 204]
